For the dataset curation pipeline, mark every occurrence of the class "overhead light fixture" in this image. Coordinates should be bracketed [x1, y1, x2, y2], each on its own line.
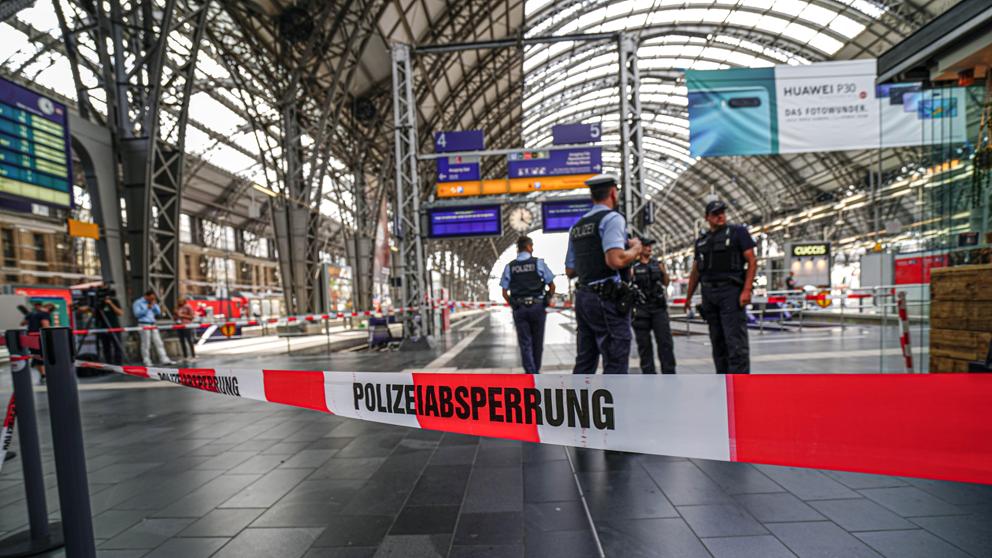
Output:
[252, 184, 278, 198]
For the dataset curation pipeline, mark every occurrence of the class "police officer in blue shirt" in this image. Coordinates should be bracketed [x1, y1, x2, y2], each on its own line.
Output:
[565, 174, 643, 374]
[500, 236, 556, 374]
[684, 200, 757, 374]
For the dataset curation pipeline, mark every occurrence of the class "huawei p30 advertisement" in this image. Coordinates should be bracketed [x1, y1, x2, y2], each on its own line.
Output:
[686, 59, 969, 157]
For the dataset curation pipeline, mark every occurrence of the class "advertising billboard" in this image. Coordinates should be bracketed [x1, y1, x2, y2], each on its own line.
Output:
[686, 60, 968, 157]
[542, 198, 592, 233]
[786, 242, 831, 288]
[0, 76, 72, 212]
[427, 205, 502, 238]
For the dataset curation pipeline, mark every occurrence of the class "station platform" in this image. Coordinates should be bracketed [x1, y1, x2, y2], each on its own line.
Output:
[1, 309, 988, 558]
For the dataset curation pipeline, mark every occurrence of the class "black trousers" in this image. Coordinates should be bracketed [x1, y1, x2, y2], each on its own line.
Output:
[573, 289, 631, 374]
[98, 332, 123, 365]
[176, 328, 196, 359]
[511, 303, 547, 374]
[700, 283, 750, 374]
[633, 305, 676, 374]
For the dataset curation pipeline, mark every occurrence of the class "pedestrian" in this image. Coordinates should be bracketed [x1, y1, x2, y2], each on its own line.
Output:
[683, 200, 757, 374]
[97, 292, 124, 365]
[565, 174, 643, 374]
[500, 236, 556, 374]
[20, 301, 50, 384]
[631, 238, 677, 374]
[785, 271, 798, 291]
[174, 296, 197, 362]
[132, 290, 174, 367]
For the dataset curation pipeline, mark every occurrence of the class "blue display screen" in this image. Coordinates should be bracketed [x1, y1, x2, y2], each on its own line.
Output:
[542, 199, 592, 233]
[0, 76, 72, 210]
[428, 205, 502, 238]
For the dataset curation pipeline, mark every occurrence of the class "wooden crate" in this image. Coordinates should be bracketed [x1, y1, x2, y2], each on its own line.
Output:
[929, 264, 992, 372]
[930, 264, 992, 302]
[929, 356, 972, 373]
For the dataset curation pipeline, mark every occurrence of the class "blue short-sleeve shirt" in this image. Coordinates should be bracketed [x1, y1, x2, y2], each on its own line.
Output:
[500, 252, 556, 289]
[565, 204, 628, 283]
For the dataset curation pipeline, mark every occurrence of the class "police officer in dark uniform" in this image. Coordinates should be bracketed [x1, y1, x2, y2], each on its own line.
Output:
[565, 174, 643, 374]
[684, 200, 757, 374]
[631, 238, 677, 374]
[501, 236, 556, 374]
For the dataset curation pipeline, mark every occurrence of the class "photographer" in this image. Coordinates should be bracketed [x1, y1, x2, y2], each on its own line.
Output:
[97, 292, 124, 365]
[132, 289, 174, 367]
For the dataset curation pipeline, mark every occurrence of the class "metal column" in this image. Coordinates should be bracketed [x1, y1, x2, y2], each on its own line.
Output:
[618, 33, 648, 237]
[392, 44, 432, 342]
[58, 0, 212, 315]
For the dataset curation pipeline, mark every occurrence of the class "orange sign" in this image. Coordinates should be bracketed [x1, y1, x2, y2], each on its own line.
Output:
[436, 174, 596, 198]
[67, 219, 100, 239]
[815, 291, 832, 308]
[220, 323, 237, 337]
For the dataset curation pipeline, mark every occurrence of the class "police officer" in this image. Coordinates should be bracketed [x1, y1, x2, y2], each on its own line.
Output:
[501, 236, 556, 374]
[684, 200, 757, 374]
[631, 238, 677, 374]
[565, 174, 643, 374]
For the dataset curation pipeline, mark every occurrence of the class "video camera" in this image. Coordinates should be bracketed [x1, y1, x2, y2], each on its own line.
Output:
[72, 283, 118, 308]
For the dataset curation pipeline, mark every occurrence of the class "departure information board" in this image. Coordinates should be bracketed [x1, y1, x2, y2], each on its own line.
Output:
[542, 198, 592, 233]
[428, 205, 502, 238]
[508, 147, 602, 178]
[0, 76, 72, 212]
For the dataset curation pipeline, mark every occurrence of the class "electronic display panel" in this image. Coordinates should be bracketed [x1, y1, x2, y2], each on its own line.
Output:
[428, 205, 502, 238]
[0, 76, 72, 212]
[508, 147, 602, 179]
[542, 198, 592, 233]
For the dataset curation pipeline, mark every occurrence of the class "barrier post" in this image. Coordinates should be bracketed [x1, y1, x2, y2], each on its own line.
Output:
[40, 327, 96, 558]
[0, 331, 64, 557]
[896, 291, 914, 373]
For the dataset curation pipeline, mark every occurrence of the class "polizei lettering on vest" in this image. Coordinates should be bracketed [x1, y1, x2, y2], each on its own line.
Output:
[158, 372, 241, 396]
[352, 382, 616, 430]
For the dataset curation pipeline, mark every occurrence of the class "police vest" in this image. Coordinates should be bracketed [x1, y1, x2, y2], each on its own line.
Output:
[632, 260, 665, 306]
[507, 257, 545, 298]
[569, 210, 618, 285]
[695, 225, 745, 281]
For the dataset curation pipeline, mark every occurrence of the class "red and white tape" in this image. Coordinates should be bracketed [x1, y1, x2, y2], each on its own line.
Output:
[74, 362, 992, 485]
[3, 300, 571, 338]
[0, 394, 14, 473]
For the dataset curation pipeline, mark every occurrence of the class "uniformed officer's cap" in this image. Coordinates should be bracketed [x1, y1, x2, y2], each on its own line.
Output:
[705, 200, 727, 215]
[585, 173, 619, 192]
[640, 237, 656, 246]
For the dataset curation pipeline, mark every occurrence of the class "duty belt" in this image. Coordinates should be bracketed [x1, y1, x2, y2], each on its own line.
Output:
[516, 297, 538, 306]
[701, 279, 742, 289]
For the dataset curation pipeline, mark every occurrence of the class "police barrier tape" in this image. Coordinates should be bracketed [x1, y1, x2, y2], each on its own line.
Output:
[1, 301, 574, 338]
[73, 361, 992, 485]
[0, 393, 14, 474]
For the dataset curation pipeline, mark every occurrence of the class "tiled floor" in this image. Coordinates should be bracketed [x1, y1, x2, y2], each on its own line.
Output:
[0, 309, 986, 558]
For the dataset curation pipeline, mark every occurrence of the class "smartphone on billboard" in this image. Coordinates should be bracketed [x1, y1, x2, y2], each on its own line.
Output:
[918, 96, 957, 119]
[688, 88, 773, 156]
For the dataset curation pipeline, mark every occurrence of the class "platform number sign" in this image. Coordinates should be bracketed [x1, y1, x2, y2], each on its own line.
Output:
[433, 130, 484, 153]
[552, 123, 602, 145]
